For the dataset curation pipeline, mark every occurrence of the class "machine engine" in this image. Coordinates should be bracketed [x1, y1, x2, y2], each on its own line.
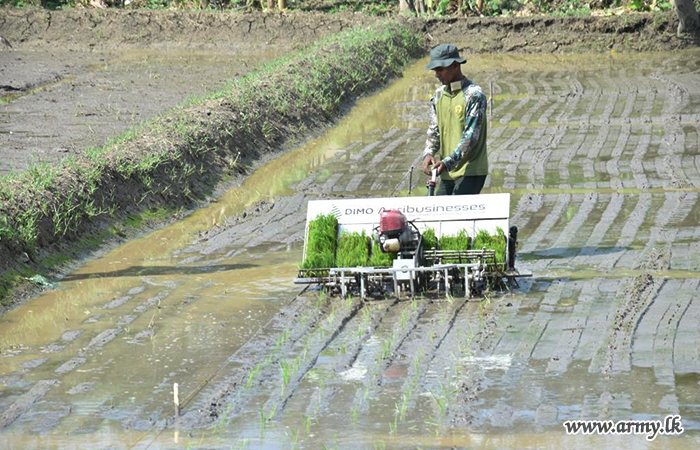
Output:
[375, 209, 420, 254]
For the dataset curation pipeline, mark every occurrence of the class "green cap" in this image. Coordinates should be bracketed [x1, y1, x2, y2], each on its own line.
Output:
[425, 44, 466, 70]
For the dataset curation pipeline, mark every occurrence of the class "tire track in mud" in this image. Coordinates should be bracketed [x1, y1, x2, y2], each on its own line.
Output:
[589, 274, 666, 374]
[546, 282, 602, 374]
[674, 287, 700, 375]
[511, 282, 569, 362]
[510, 192, 544, 231]
[616, 191, 698, 270]
[577, 193, 625, 256]
[588, 193, 651, 270]
[632, 278, 700, 384]
[285, 299, 401, 421]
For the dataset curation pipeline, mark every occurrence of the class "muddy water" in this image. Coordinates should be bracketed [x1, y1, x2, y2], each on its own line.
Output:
[2, 50, 700, 448]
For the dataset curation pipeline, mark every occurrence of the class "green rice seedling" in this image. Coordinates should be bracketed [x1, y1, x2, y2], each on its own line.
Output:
[301, 214, 338, 270]
[245, 363, 261, 389]
[279, 360, 292, 387]
[259, 404, 266, 437]
[304, 414, 313, 434]
[422, 228, 437, 250]
[472, 227, 507, 267]
[399, 308, 410, 330]
[368, 238, 396, 267]
[439, 229, 471, 263]
[394, 393, 409, 423]
[439, 229, 470, 251]
[336, 231, 370, 267]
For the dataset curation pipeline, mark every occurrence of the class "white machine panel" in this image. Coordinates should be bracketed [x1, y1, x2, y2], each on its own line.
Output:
[303, 193, 511, 258]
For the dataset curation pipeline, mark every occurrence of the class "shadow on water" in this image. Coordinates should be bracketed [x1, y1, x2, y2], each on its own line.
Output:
[61, 263, 257, 281]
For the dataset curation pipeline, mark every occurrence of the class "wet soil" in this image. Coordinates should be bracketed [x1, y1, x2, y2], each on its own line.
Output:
[0, 10, 377, 175]
[1, 49, 700, 447]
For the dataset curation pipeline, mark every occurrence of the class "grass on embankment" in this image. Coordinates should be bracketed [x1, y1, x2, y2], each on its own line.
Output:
[0, 21, 424, 305]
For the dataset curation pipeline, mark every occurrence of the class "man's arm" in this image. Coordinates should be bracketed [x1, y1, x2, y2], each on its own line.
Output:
[441, 87, 487, 172]
[422, 96, 440, 175]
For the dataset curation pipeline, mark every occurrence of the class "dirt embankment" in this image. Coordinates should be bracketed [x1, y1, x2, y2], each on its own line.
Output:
[1, 8, 694, 54]
[421, 12, 698, 54]
[0, 9, 376, 51]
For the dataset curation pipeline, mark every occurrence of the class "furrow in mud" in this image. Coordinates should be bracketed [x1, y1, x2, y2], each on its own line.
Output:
[177, 291, 332, 429]
[632, 279, 699, 378]
[511, 282, 567, 362]
[262, 299, 365, 415]
[546, 282, 600, 374]
[674, 289, 700, 375]
[589, 274, 666, 374]
[281, 299, 401, 423]
[532, 281, 587, 361]
[0, 380, 58, 430]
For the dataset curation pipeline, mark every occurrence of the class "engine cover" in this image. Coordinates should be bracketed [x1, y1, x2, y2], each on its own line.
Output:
[379, 209, 408, 238]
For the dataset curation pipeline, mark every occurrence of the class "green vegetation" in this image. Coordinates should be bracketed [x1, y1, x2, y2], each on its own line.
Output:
[301, 214, 338, 269]
[435, 228, 506, 266]
[336, 231, 371, 267]
[438, 229, 470, 252]
[422, 228, 437, 250]
[368, 239, 397, 267]
[123, 206, 172, 229]
[473, 227, 507, 265]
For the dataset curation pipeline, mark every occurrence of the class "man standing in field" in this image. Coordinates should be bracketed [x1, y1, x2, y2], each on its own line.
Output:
[422, 44, 488, 195]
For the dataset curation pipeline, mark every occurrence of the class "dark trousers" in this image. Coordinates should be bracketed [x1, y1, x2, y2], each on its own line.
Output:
[436, 175, 487, 195]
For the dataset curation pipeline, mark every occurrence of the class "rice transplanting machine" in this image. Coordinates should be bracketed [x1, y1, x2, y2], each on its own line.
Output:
[294, 182, 529, 298]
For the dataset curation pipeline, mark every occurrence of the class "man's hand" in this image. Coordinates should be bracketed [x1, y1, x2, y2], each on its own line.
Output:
[434, 160, 446, 175]
[422, 154, 436, 175]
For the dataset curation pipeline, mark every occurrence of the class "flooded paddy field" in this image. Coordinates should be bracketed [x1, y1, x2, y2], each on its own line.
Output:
[1, 49, 700, 449]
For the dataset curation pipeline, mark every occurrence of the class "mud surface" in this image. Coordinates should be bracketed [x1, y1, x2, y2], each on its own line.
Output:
[1, 49, 700, 447]
[0, 10, 377, 175]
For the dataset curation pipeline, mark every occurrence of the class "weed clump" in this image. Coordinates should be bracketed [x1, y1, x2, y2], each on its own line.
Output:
[336, 231, 371, 267]
[301, 213, 338, 269]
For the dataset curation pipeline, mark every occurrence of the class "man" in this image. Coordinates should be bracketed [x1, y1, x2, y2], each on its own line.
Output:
[422, 44, 488, 195]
